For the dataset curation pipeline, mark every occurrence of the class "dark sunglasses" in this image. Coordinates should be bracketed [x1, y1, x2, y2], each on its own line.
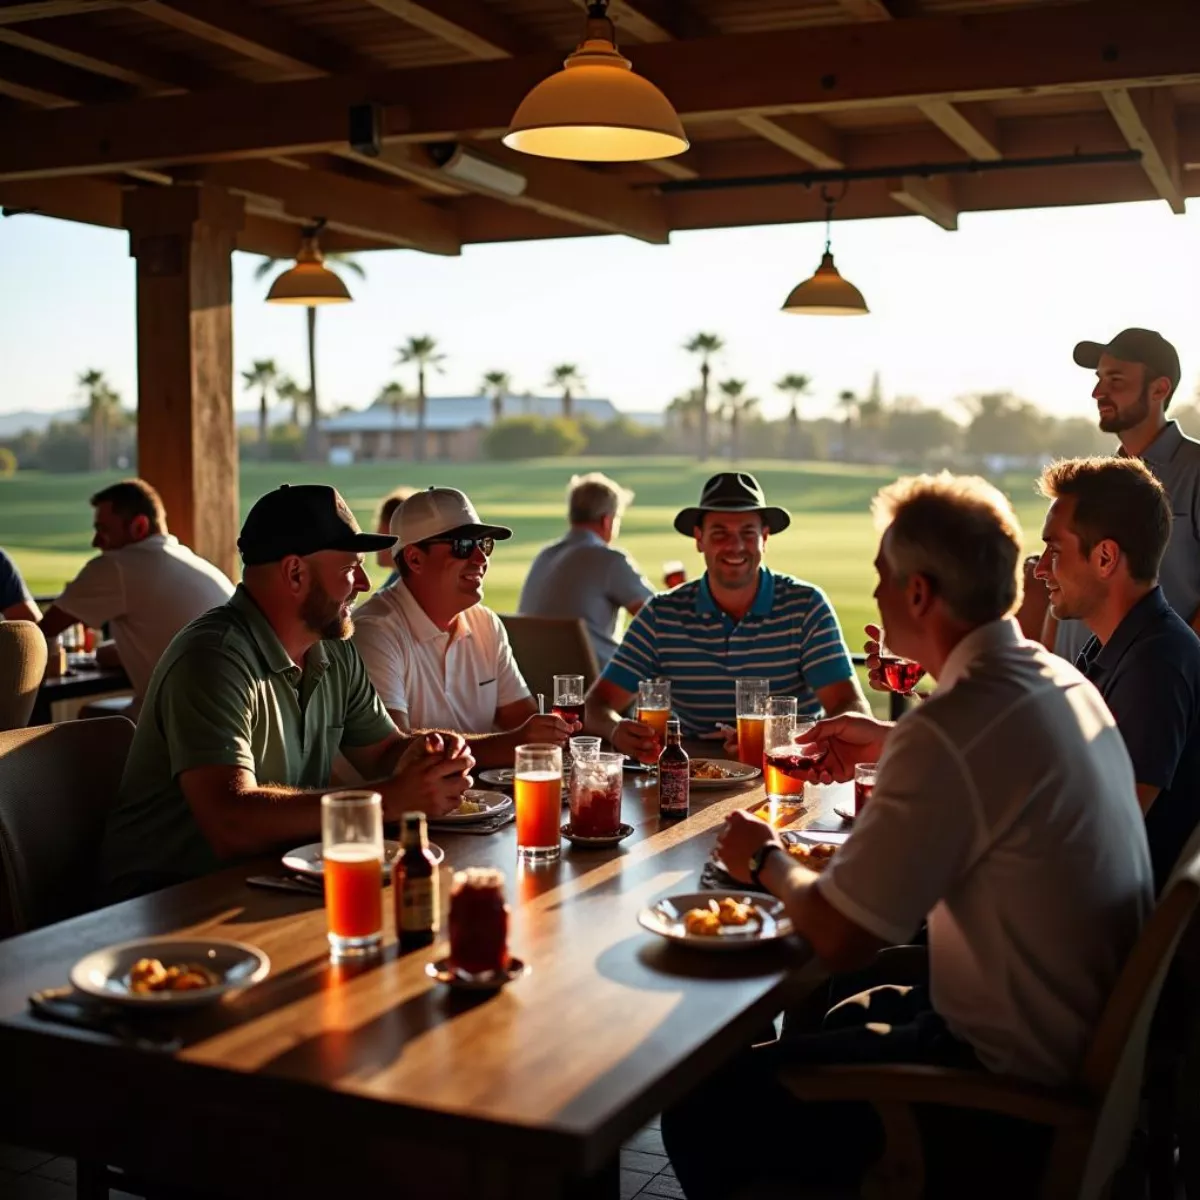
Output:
[419, 536, 495, 559]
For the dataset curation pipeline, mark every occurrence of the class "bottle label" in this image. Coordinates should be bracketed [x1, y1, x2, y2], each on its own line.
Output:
[659, 764, 690, 815]
[401, 875, 438, 932]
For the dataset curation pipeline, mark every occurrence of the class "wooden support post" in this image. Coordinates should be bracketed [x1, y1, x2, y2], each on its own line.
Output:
[122, 183, 244, 580]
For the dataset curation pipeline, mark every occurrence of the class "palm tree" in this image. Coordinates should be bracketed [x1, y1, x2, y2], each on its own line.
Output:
[275, 375, 309, 425]
[481, 370, 513, 424]
[77, 368, 122, 472]
[241, 359, 279, 460]
[836, 388, 860, 461]
[255, 251, 365, 459]
[684, 332, 724, 463]
[396, 335, 446, 461]
[374, 381, 409, 459]
[666, 390, 705, 437]
[718, 378, 757, 462]
[548, 363, 585, 420]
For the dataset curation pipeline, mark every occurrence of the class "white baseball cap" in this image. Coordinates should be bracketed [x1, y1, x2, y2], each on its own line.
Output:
[390, 487, 513, 552]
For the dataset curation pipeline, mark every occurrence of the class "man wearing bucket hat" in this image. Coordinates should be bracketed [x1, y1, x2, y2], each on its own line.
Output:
[354, 486, 577, 767]
[584, 472, 867, 759]
[1047, 328, 1200, 664]
[100, 484, 474, 900]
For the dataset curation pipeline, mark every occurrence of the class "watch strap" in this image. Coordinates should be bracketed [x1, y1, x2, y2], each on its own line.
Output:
[748, 842, 782, 887]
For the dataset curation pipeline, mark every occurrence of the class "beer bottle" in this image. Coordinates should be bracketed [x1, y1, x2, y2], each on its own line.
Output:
[658, 719, 690, 819]
[394, 812, 438, 951]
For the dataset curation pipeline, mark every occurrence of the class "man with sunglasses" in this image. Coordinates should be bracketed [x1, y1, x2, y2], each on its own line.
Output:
[354, 487, 576, 767]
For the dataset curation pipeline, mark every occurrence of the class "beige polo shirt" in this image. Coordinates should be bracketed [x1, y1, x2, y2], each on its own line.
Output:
[817, 619, 1153, 1085]
[353, 579, 530, 732]
[57, 534, 234, 714]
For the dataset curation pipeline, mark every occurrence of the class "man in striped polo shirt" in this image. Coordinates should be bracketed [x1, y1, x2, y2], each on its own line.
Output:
[584, 473, 867, 760]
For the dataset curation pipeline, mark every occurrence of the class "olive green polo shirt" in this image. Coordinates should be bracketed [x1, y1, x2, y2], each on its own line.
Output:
[100, 585, 395, 894]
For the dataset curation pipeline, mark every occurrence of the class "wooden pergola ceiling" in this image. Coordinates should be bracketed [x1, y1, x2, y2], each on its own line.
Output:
[0, 0, 1196, 257]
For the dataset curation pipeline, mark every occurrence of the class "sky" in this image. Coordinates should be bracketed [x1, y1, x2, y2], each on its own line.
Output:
[0, 196, 1197, 424]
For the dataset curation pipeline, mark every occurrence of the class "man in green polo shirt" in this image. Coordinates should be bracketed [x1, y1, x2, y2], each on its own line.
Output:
[100, 484, 474, 900]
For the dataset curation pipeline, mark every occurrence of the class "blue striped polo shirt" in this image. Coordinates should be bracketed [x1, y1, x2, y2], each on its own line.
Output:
[602, 568, 855, 736]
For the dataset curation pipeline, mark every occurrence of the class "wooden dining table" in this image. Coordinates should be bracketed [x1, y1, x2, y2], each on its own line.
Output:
[0, 753, 846, 1199]
[29, 660, 131, 725]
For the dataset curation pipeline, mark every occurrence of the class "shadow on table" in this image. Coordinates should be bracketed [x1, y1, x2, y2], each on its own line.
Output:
[594, 934, 812, 992]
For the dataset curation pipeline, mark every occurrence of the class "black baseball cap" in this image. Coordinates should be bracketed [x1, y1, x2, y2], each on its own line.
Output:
[1072, 328, 1181, 389]
[238, 484, 395, 566]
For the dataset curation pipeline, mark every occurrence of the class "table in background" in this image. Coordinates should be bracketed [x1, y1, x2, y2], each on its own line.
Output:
[29, 661, 131, 725]
[0, 756, 846, 1199]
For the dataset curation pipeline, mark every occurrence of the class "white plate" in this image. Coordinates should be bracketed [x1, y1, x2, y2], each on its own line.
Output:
[435, 789, 513, 825]
[638, 890, 792, 952]
[70, 937, 270, 1009]
[282, 839, 445, 879]
[688, 759, 762, 790]
[477, 767, 516, 786]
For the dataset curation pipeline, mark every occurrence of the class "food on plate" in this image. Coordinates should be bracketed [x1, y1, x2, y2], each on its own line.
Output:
[784, 841, 839, 872]
[128, 957, 217, 994]
[449, 797, 486, 815]
[690, 759, 738, 780]
[682, 896, 760, 935]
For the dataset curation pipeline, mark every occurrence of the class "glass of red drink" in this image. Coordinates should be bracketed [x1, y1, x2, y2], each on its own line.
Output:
[552, 674, 585, 726]
[448, 868, 509, 977]
[568, 751, 624, 837]
[877, 630, 926, 695]
[663, 560, 687, 588]
[854, 763, 878, 815]
[320, 789, 384, 960]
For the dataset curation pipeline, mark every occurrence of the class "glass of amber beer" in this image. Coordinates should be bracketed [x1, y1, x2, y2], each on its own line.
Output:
[637, 679, 671, 751]
[735, 678, 769, 767]
[515, 743, 563, 860]
[321, 789, 384, 960]
[763, 697, 808, 810]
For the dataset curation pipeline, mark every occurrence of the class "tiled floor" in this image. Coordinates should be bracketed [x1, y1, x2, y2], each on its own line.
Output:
[0, 1126, 679, 1200]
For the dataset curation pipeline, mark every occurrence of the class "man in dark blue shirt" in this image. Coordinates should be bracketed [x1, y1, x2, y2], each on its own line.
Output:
[1035, 455, 1200, 889]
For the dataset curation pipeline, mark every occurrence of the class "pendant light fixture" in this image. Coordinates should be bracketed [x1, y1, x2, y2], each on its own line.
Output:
[265, 221, 353, 306]
[781, 186, 869, 317]
[502, 1, 688, 163]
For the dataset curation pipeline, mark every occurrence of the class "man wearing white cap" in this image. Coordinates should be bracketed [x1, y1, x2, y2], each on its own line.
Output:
[354, 487, 577, 767]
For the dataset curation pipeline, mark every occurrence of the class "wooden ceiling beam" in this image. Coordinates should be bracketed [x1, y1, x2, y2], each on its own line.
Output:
[359, 0, 548, 59]
[888, 174, 957, 230]
[0, 16, 222, 91]
[736, 113, 844, 169]
[135, 0, 372, 76]
[5, 0, 1200, 180]
[917, 99, 1001, 160]
[189, 159, 461, 254]
[1103, 86, 1185, 214]
[0, 38, 129, 103]
[0, 1, 131, 23]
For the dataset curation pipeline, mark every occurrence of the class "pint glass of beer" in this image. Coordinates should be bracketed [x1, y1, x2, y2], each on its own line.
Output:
[321, 789, 384, 960]
[515, 743, 563, 860]
[734, 678, 769, 767]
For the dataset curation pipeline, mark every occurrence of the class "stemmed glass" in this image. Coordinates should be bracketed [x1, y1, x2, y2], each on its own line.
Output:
[877, 630, 926, 696]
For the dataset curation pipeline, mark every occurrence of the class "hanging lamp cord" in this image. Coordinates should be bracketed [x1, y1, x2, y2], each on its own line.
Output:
[818, 183, 847, 254]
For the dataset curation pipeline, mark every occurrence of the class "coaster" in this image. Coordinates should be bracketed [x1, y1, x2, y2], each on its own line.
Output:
[425, 956, 528, 991]
[561, 822, 634, 848]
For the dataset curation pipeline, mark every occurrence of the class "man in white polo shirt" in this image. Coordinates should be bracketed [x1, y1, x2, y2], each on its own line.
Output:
[663, 472, 1152, 1198]
[38, 479, 234, 718]
[353, 487, 576, 767]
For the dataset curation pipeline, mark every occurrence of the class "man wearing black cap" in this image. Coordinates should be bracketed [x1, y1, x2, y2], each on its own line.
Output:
[1048, 329, 1200, 661]
[584, 472, 866, 759]
[99, 484, 474, 900]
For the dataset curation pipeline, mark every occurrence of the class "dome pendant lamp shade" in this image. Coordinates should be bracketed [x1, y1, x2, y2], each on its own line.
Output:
[781, 188, 868, 316]
[781, 251, 870, 316]
[502, 1, 688, 163]
[265, 234, 352, 306]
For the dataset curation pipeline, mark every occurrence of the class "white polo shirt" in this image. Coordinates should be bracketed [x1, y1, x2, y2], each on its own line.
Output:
[352, 579, 530, 732]
[56, 534, 234, 716]
[817, 619, 1153, 1085]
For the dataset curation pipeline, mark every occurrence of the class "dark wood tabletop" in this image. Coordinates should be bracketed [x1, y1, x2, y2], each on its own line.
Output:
[0, 752, 846, 1199]
[30, 660, 131, 724]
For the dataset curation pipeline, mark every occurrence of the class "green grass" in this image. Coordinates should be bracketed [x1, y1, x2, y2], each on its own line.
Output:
[0, 458, 1047, 717]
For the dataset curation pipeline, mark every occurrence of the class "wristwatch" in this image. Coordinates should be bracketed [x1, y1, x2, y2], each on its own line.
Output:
[748, 842, 782, 887]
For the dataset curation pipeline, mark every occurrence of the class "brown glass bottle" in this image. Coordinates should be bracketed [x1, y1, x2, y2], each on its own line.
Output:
[658, 718, 690, 819]
[393, 811, 438, 951]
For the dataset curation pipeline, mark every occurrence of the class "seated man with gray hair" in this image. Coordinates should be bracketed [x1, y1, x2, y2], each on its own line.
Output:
[517, 471, 654, 670]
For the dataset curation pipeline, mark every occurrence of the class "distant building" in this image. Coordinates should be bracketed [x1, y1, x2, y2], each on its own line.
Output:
[319, 394, 619, 462]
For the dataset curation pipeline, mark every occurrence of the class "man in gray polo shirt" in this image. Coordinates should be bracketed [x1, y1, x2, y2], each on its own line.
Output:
[517, 472, 654, 670]
[100, 484, 474, 900]
[1050, 328, 1200, 662]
